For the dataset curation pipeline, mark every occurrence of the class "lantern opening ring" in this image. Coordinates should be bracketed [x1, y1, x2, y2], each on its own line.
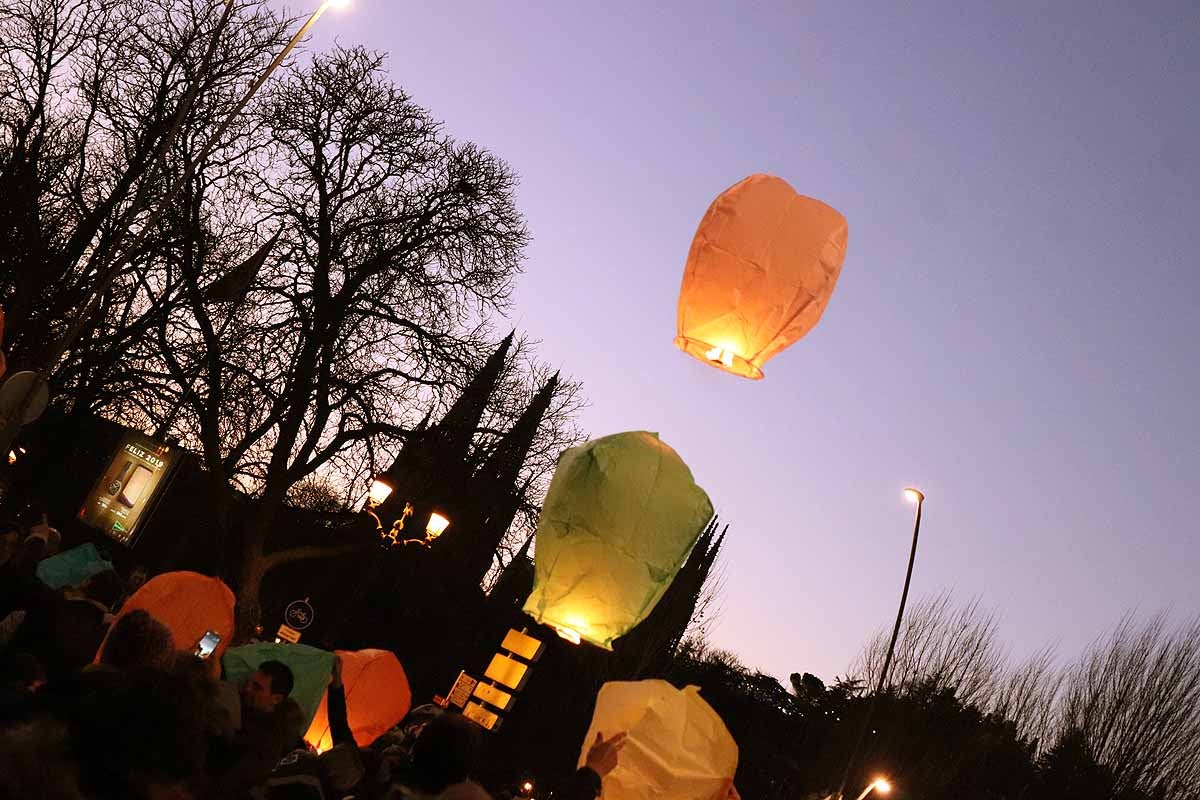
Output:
[554, 626, 582, 645]
[673, 336, 764, 380]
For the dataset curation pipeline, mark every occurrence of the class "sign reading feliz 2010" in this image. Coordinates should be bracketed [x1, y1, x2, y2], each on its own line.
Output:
[284, 598, 314, 631]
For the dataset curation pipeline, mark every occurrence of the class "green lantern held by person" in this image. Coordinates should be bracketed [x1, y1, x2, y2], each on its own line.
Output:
[523, 431, 714, 650]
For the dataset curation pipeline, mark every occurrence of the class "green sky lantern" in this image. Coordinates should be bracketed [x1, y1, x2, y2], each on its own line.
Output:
[523, 431, 714, 650]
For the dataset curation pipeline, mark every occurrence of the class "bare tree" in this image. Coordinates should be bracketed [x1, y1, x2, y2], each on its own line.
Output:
[854, 592, 1008, 709]
[0, 0, 297, 453]
[122, 45, 537, 631]
[1056, 614, 1200, 800]
[990, 646, 1064, 749]
[3, 4, 584, 640]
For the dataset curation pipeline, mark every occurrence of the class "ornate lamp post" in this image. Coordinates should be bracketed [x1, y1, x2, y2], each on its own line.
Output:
[834, 490, 925, 799]
[363, 476, 451, 549]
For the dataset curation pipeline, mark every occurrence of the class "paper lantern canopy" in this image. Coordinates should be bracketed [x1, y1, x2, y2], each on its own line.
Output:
[579, 680, 738, 800]
[522, 431, 713, 650]
[675, 173, 848, 379]
[305, 649, 412, 751]
[101, 571, 236, 675]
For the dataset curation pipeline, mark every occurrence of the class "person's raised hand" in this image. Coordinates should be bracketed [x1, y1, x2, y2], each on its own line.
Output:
[584, 731, 627, 778]
[331, 654, 344, 687]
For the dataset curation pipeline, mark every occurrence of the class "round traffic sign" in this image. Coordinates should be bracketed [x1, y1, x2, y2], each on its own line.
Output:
[284, 599, 314, 630]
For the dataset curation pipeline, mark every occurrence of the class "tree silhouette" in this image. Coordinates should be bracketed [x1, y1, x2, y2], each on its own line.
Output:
[2, 2, 581, 636]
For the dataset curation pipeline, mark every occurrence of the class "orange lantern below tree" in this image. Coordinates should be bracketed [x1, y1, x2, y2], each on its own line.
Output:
[675, 173, 848, 379]
[98, 571, 236, 675]
[304, 648, 412, 751]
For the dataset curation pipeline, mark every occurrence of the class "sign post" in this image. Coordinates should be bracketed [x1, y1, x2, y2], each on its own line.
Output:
[455, 628, 544, 732]
[446, 671, 478, 709]
[284, 598, 315, 631]
[275, 624, 301, 644]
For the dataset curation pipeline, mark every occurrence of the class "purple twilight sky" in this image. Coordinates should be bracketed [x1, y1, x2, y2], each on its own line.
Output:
[293, 1, 1200, 682]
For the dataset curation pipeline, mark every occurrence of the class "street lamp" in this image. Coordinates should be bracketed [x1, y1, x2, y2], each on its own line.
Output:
[853, 778, 892, 800]
[425, 512, 451, 541]
[367, 478, 395, 508]
[834, 489, 925, 800]
[363, 478, 451, 549]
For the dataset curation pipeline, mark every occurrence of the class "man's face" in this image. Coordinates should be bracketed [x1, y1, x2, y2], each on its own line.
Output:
[242, 669, 282, 714]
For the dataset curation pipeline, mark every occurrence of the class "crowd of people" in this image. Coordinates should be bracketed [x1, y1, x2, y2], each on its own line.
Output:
[1, 515, 742, 800]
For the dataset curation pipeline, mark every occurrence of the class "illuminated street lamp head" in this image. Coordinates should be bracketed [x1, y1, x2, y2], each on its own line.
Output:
[903, 487, 924, 504]
[367, 478, 394, 508]
[326, 0, 351, 9]
[425, 512, 451, 541]
[873, 778, 892, 794]
[521, 780, 534, 794]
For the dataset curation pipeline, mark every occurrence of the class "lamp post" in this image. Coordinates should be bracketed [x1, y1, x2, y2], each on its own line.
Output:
[853, 778, 892, 800]
[0, 0, 350, 455]
[425, 512, 451, 541]
[834, 490, 925, 800]
[363, 476, 451, 549]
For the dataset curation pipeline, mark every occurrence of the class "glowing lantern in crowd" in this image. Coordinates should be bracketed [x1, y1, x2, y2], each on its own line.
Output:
[580, 680, 737, 800]
[223, 642, 337, 728]
[305, 649, 412, 751]
[675, 174, 848, 379]
[523, 431, 713, 650]
[101, 571, 235, 674]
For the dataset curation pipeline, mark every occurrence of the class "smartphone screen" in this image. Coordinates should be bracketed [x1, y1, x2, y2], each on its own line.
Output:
[194, 630, 221, 659]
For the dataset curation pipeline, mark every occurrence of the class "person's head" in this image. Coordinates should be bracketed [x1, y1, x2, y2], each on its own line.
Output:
[99, 610, 176, 671]
[128, 566, 148, 591]
[319, 744, 367, 795]
[242, 660, 294, 714]
[79, 569, 124, 610]
[0, 719, 83, 800]
[59, 666, 207, 799]
[407, 713, 482, 792]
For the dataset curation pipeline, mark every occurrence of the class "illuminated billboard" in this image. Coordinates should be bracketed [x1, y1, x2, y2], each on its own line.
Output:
[79, 430, 179, 546]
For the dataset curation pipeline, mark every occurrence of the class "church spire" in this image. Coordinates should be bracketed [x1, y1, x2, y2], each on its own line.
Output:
[377, 333, 514, 519]
[472, 371, 559, 491]
[433, 331, 515, 455]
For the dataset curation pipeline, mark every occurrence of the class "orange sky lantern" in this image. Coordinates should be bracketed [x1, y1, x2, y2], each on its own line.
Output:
[100, 571, 235, 675]
[675, 174, 848, 379]
[304, 649, 412, 751]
